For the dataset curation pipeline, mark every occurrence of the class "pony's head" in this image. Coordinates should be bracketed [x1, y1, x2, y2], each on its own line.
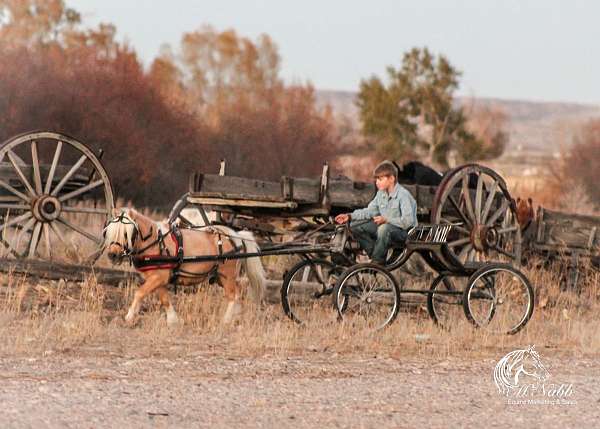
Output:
[103, 208, 154, 264]
[516, 197, 535, 230]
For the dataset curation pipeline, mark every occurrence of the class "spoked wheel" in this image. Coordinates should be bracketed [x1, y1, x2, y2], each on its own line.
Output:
[281, 258, 343, 325]
[0, 131, 114, 263]
[333, 263, 401, 330]
[426, 276, 464, 329]
[431, 164, 522, 266]
[463, 264, 534, 335]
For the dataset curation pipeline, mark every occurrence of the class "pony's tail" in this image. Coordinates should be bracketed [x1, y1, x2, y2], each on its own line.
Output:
[237, 230, 267, 304]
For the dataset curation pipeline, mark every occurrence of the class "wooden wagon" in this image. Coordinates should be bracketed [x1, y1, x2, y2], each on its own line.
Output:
[524, 207, 600, 287]
[170, 161, 524, 270]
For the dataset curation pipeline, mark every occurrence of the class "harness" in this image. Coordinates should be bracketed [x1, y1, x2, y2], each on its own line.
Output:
[126, 223, 242, 287]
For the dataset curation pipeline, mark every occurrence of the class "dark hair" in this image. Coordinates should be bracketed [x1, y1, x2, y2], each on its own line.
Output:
[373, 160, 398, 179]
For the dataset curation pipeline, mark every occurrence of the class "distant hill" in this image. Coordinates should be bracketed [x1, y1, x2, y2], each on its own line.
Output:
[315, 90, 600, 155]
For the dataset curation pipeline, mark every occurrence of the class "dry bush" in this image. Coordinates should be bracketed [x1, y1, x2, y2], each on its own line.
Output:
[1, 259, 599, 360]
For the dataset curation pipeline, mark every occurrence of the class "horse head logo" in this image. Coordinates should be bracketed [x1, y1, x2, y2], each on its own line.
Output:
[494, 345, 550, 396]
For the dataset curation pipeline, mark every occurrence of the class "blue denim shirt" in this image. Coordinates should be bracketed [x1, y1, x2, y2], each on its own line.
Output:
[351, 183, 418, 230]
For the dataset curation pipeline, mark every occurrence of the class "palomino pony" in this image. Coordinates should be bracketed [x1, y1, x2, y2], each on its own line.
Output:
[103, 208, 266, 325]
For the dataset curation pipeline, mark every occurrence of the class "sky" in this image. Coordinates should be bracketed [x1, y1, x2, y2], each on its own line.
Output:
[67, 0, 600, 105]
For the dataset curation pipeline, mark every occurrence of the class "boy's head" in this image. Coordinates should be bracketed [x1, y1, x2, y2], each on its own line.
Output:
[373, 160, 397, 191]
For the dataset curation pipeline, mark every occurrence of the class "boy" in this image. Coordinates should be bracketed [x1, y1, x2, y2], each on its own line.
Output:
[335, 160, 418, 265]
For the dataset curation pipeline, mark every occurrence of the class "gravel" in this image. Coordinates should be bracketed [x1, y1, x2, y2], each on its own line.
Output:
[1, 351, 597, 428]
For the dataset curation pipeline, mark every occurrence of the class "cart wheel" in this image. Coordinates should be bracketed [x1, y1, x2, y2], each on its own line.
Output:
[426, 276, 464, 329]
[0, 131, 114, 263]
[281, 258, 343, 325]
[463, 263, 534, 335]
[431, 164, 522, 266]
[332, 263, 401, 330]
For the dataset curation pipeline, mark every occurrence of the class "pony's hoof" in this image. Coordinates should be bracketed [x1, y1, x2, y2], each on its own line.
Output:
[166, 317, 182, 327]
[123, 316, 139, 328]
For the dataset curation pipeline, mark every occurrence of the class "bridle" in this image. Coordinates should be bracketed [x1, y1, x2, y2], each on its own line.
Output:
[103, 212, 154, 260]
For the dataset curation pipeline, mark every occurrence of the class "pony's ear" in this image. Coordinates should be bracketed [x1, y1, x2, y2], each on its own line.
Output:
[516, 197, 522, 203]
[527, 197, 533, 205]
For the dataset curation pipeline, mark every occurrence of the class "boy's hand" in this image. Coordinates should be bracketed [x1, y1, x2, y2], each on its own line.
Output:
[373, 216, 387, 225]
[335, 214, 350, 224]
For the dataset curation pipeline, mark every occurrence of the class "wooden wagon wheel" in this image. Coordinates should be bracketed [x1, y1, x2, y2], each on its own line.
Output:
[430, 164, 521, 266]
[0, 131, 114, 263]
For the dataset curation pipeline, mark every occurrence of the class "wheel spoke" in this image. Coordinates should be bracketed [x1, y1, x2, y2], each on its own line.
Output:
[50, 154, 88, 196]
[58, 179, 105, 202]
[43, 223, 52, 259]
[481, 180, 499, 224]
[28, 222, 42, 257]
[31, 141, 43, 195]
[0, 203, 30, 210]
[475, 173, 483, 224]
[461, 175, 476, 224]
[497, 226, 518, 234]
[6, 150, 37, 197]
[56, 216, 102, 244]
[8, 216, 36, 256]
[448, 236, 472, 248]
[458, 243, 473, 261]
[492, 245, 515, 259]
[486, 199, 509, 226]
[62, 206, 110, 215]
[0, 212, 33, 233]
[44, 140, 63, 194]
[448, 195, 472, 228]
[49, 221, 69, 247]
[301, 266, 311, 283]
[0, 179, 31, 202]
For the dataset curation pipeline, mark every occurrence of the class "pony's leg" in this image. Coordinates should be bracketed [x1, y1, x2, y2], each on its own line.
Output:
[157, 286, 180, 326]
[221, 263, 241, 324]
[125, 273, 168, 323]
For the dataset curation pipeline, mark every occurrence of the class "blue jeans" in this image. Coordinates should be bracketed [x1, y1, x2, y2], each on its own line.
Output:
[350, 221, 408, 263]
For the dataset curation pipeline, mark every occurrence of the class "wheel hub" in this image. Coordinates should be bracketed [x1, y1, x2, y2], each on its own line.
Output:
[32, 195, 62, 221]
[471, 224, 498, 252]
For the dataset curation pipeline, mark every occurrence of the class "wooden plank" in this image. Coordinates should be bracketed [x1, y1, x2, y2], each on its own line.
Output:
[0, 257, 140, 286]
[281, 176, 293, 200]
[536, 208, 600, 250]
[187, 196, 298, 209]
[193, 174, 283, 201]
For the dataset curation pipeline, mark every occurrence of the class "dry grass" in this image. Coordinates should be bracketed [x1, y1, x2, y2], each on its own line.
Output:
[0, 257, 598, 361]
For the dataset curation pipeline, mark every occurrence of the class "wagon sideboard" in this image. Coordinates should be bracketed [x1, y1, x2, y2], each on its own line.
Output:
[188, 172, 437, 217]
[534, 207, 600, 256]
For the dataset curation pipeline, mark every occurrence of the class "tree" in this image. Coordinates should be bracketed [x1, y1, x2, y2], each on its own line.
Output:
[178, 25, 281, 111]
[164, 26, 337, 179]
[566, 119, 600, 208]
[462, 102, 508, 162]
[0, 0, 213, 206]
[357, 47, 505, 166]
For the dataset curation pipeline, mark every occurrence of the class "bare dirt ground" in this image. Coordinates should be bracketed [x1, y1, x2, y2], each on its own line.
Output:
[1, 325, 598, 429]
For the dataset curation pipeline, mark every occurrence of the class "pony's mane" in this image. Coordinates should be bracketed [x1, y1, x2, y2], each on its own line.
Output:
[104, 209, 137, 249]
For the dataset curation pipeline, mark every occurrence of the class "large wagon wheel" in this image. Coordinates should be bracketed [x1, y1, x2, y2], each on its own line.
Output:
[0, 131, 114, 263]
[431, 164, 521, 266]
